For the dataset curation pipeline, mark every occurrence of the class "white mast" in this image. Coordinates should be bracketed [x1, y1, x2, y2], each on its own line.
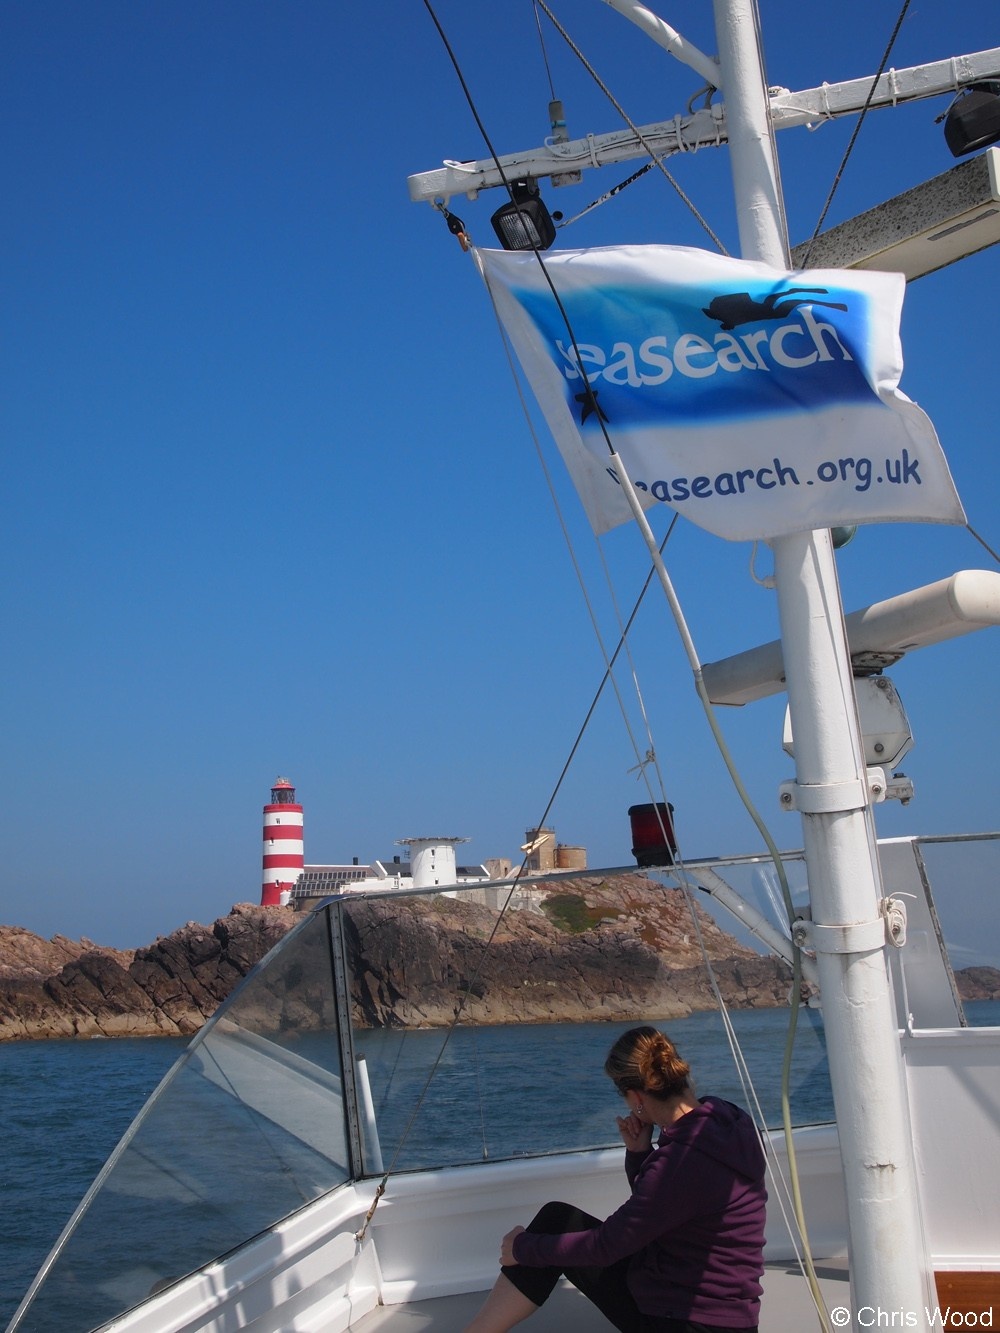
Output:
[710, 0, 931, 1323]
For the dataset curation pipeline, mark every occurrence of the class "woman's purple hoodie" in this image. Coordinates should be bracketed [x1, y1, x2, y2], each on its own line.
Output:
[511, 1096, 767, 1326]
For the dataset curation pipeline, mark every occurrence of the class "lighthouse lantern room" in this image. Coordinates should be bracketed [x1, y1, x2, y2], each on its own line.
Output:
[261, 777, 304, 906]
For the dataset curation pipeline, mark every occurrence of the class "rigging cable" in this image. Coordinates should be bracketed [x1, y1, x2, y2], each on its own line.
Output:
[404, 11, 830, 1308]
[353, 257, 689, 1227]
[429, 0, 798, 1146]
[673, 868, 819, 1319]
[966, 523, 1000, 566]
[532, 0, 557, 101]
[479, 242, 831, 1330]
[502, 346, 831, 1325]
[533, 0, 729, 253]
[801, 0, 913, 266]
[589, 449, 834, 1333]
[555, 161, 654, 231]
[352, 462, 681, 1234]
[482, 268, 683, 806]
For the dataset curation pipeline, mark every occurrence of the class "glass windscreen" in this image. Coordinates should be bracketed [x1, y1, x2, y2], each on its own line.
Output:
[342, 858, 833, 1174]
[11, 910, 350, 1333]
[911, 833, 1000, 1028]
[914, 835, 1000, 973]
[355, 1009, 832, 1172]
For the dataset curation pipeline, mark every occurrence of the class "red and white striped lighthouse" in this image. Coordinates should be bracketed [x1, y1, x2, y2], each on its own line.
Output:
[261, 777, 304, 906]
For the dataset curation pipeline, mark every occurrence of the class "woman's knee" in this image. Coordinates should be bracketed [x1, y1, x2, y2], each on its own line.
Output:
[527, 1200, 600, 1234]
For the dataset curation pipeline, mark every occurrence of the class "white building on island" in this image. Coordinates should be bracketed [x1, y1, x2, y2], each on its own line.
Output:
[290, 837, 494, 909]
[260, 778, 586, 913]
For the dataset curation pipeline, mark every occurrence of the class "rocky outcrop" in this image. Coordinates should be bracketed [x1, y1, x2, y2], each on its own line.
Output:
[955, 965, 1000, 1001]
[11, 882, 993, 1041]
[0, 925, 133, 980]
[0, 905, 293, 1041]
[344, 880, 793, 1028]
[2, 878, 788, 1040]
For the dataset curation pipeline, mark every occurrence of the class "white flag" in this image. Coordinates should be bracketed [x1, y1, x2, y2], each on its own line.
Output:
[477, 244, 965, 541]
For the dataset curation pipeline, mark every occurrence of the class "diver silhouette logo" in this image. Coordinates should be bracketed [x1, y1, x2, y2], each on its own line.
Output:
[703, 287, 848, 331]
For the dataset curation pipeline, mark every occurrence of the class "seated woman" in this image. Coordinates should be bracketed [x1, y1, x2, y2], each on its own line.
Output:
[464, 1025, 767, 1333]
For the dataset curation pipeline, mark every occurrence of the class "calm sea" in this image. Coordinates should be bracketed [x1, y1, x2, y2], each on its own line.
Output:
[2, 999, 998, 1327]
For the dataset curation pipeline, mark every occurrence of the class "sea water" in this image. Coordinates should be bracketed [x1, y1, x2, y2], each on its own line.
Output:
[1, 1000, 997, 1328]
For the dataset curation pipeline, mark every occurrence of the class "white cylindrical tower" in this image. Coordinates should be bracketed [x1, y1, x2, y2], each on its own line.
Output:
[396, 837, 470, 890]
[261, 777, 304, 907]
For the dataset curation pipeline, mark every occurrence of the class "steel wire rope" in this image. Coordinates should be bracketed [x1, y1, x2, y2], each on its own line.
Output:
[422, 0, 693, 818]
[432, 0, 795, 1126]
[475, 255, 684, 807]
[604, 456, 837, 1333]
[966, 523, 1000, 566]
[373, 6, 820, 1281]
[532, 0, 729, 252]
[372, 1027, 408, 1117]
[479, 242, 831, 1325]
[532, 0, 557, 101]
[669, 868, 819, 1314]
[354, 487, 680, 1239]
[459, 931, 492, 1160]
[504, 369, 829, 1327]
[555, 161, 654, 231]
[800, 0, 914, 267]
[354, 264, 682, 1234]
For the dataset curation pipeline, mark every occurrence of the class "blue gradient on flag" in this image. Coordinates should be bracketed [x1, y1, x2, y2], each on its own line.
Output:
[514, 281, 879, 427]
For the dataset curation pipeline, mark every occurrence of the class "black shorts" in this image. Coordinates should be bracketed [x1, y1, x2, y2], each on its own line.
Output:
[501, 1201, 757, 1333]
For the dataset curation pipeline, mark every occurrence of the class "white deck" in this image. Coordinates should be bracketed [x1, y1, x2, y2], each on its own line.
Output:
[352, 1260, 851, 1331]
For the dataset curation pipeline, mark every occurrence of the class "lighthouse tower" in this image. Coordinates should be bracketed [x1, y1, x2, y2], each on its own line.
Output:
[261, 777, 304, 906]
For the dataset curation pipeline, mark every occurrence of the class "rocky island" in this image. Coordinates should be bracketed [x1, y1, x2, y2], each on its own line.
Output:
[1, 875, 997, 1042]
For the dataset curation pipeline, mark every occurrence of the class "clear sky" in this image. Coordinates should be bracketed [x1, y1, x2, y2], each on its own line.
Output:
[3, 0, 999, 965]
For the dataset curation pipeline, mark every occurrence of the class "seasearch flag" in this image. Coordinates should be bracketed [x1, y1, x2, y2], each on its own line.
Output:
[476, 244, 966, 542]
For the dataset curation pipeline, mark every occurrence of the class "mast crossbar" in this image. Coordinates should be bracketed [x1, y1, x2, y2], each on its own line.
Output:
[407, 47, 1000, 204]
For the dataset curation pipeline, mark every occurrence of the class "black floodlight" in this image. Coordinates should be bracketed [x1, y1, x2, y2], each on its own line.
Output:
[944, 83, 1000, 158]
[491, 179, 557, 251]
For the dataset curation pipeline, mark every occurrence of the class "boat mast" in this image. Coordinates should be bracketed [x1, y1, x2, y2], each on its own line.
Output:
[711, 0, 931, 1321]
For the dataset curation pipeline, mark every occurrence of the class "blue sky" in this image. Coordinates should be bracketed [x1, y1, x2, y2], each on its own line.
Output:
[3, 0, 1000, 963]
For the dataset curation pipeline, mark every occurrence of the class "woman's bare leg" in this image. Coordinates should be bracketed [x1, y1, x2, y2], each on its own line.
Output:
[462, 1273, 539, 1332]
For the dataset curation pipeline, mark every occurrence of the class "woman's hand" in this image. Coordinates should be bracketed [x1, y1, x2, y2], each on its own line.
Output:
[500, 1225, 525, 1266]
[616, 1111, 654, 1154]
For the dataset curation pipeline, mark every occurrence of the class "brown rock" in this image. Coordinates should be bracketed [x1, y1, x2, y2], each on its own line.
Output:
[343, 882, 789, 1029]
[0, 881, 793, 1041]
[955, 965, 1000, 1001]
[0, 905, 295, 1041]
[0, 925, 133, 981]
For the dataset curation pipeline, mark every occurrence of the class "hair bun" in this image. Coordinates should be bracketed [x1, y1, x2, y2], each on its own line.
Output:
[639, 1031, 691, 1096]
[605, 1025, 691, 1098]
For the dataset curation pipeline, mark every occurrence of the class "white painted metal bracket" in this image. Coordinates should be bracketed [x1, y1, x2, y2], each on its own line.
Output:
[778, 772, 886, 813]
[792, 915, 888, 954]
[791, 896, 908, 954]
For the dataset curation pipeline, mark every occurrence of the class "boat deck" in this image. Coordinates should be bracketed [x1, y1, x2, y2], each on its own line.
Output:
[352, 1259, 850, 1330]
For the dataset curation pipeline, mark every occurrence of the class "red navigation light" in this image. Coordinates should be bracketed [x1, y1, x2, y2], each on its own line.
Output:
[628, 803, 676, 867]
